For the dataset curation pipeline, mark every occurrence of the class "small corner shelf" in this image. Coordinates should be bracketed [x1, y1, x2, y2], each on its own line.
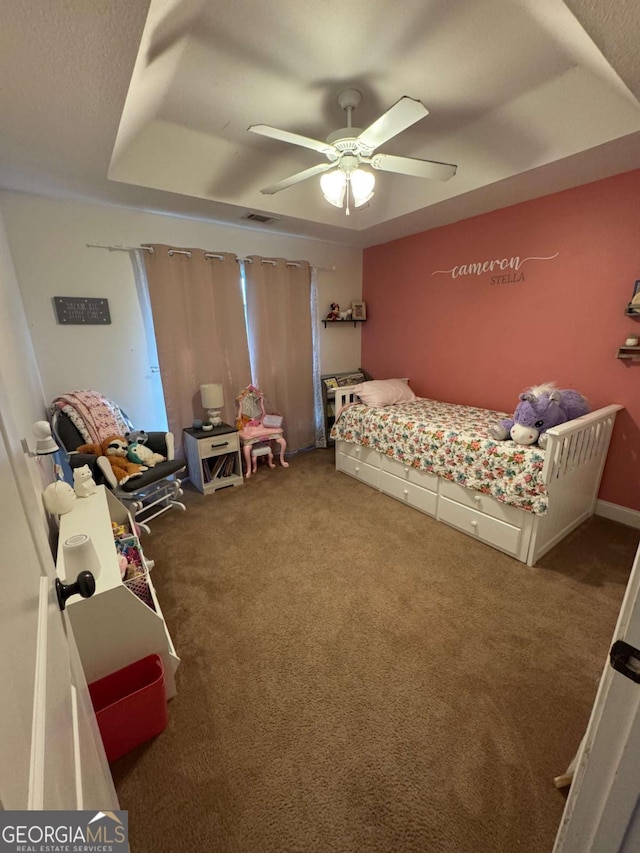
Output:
[617, 346, 640, 360]
[322, 319, 366, 328]
[625, 305, 640, 318]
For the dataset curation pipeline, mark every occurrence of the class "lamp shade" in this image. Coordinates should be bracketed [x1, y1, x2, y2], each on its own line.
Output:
[62, 533, 101, 582]
[200, 383, 224, 409]
[320, 170, 347, 207]
[351, 169, 375, 206]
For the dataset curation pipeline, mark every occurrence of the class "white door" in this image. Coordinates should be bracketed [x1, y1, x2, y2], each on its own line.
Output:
[0, 401, 118, 810]
[554, 539, 640, 852]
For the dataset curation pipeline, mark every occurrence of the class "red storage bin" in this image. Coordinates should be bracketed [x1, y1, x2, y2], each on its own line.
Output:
[89, 654, 168, 762]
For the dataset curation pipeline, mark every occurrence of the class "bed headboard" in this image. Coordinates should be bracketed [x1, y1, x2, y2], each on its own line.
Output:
[333, 386, 360, 414]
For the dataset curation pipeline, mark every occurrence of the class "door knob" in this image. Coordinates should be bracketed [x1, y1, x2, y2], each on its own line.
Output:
[56, 571, 96, 611]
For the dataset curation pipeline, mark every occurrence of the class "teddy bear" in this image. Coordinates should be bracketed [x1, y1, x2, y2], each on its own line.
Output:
[127, 439, 166, 468]
[124, 429, 166, 467]
[490, 383, 590, 448]
[124, 429, 148, 445]
[76, 435, 147, 485]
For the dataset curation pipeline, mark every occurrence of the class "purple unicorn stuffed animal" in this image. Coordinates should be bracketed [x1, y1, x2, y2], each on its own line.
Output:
[490, 383, 590, 448]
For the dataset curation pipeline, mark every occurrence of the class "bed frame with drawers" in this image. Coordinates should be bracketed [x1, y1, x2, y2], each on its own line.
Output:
[332, 387, 622, 566]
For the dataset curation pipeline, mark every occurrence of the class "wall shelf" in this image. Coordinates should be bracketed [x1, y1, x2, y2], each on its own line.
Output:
[322, 319, 366, 328]
[617, 346, 640, 360]
[624, 305, 640, 318]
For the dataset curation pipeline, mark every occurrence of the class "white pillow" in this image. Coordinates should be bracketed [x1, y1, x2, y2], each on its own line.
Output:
[352, 379, 416, 407]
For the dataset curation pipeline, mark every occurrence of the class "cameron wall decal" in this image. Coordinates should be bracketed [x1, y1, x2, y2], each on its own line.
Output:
[431, 252, 559, 285]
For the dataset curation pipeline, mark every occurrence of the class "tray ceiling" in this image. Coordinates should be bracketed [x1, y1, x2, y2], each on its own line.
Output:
[1, 0, 640, 247]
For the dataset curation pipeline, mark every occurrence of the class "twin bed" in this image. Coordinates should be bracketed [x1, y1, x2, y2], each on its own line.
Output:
[330, 381, 622, 566]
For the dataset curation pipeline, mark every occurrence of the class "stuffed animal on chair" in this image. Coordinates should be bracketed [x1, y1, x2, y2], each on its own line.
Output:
[76, 435, 147, 485]
[124, 428, 165, 467]
[127, 439, 166, 468]
[490, 383, 590, 448]
[125, 429, 148, 445]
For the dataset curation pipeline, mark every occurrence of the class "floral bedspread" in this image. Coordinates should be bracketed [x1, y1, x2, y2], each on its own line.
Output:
[330, 398, 548, 515]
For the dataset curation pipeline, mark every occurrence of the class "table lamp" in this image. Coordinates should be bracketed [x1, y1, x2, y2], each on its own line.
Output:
[200, 383, 224, 427]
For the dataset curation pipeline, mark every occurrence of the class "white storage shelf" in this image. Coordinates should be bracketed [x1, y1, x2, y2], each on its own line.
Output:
[56, 486, 180, 699]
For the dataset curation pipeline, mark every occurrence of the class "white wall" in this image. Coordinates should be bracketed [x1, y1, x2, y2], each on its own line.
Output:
[0, 205, 55, 550]
[0, 192, 363, 429]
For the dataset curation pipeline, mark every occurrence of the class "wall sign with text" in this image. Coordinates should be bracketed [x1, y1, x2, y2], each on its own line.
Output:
[54, 296, 111, 325]
[431, 252, 559, 285]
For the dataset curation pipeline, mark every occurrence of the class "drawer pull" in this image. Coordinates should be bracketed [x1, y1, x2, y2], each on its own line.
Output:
[473, 494, 481, 502]
[355, 447, 361, 455]
[211, 441, 229, 449]
[470, 519, 478, 528]
[403, 489, 409, 496]
[404, 467, 409, 474]
[355, 466, 360, 473]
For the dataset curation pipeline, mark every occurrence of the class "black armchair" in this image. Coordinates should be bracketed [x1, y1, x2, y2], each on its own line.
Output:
[51, 405, 186, 531]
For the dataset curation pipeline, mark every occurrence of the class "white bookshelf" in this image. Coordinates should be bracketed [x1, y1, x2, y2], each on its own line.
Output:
[56, 486, 180, 699]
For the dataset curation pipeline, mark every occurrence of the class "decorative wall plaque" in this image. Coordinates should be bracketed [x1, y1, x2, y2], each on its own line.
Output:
[54, 296, 111, 325]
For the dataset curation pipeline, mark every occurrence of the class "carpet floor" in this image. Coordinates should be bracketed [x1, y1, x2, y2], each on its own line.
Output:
[111, 449, 638, 853]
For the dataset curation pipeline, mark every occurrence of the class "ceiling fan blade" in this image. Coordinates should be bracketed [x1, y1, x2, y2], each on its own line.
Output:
[369, 153, 457, 181]
[260, 162, 334, 195]
[357, 97, 429, 151]
[249, 125, 338, 159]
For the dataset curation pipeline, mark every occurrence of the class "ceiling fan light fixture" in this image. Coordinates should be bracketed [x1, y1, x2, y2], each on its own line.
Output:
[350, 168, 375, 207]
[320, 169, 347, 207]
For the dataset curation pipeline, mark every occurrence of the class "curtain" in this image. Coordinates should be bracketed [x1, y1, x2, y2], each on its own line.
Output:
[142, 246, 251, 446]
[244, 258, 315, 452]
[131, 249, 168, 432]
[310, 267, 326, 447]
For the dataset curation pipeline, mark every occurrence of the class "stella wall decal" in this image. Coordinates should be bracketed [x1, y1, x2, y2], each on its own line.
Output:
[431, 252, 559, 285]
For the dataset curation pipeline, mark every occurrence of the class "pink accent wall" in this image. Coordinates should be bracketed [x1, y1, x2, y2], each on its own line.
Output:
[362, 169, 640, 511]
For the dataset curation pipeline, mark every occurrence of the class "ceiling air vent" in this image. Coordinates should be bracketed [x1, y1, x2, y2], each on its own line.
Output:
[241, 212, 279, 224]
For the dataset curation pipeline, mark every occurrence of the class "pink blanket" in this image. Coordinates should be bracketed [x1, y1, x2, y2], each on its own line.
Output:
[53, 391, 129, 444]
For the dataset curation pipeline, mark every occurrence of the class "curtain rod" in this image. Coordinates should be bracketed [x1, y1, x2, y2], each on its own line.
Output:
[86, 243, 335, 272]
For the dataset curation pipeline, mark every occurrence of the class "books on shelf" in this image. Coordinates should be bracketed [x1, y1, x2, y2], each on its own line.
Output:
[202, 451, 238, 483]
[223, 453, 236, 477]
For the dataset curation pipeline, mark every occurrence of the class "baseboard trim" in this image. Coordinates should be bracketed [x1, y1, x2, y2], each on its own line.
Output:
[595, 499, 640, 529]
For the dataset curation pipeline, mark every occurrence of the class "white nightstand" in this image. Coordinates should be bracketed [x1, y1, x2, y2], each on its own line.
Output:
[183, 424, 244, 494]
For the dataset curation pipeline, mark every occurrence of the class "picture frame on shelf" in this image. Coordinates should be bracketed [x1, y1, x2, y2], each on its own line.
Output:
[628, 281, 640, 314]
[323, 377, 338, 389]
[352, 301, 367, 320]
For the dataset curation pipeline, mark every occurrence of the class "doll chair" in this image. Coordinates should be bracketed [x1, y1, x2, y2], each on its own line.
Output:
[51, 392, 186, 531]
[235, 385, 289, 479]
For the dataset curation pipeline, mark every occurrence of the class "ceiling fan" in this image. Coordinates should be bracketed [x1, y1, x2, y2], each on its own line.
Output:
[248, 89, 457, 212]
